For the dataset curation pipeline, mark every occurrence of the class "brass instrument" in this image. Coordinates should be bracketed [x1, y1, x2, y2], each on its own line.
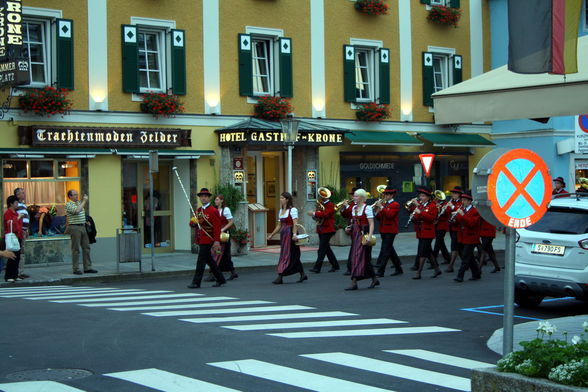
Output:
[449, 207, 463, 223]
[335, 199, 352, 211]
[361, 233, 377, 246]
[313, 198, 325, 226]
[404, 197, 418, 211]
[220, 232, 230, 243]
[437, 200, 454, 220]
[433, 189, 447, 201]
[372, 184, 387, 210]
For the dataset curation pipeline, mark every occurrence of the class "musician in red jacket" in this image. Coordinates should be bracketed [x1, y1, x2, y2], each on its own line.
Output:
[187, 188, 226, 289]
[308, 187, 339, 273]
[445, 186, 463, 273]
[454, 191, 482, 282]
[433, 194, 451, 265]
[373, 186, 403, 276]
[411, 188, 442, 279]
[552, 177, 569, 197]
[479, 217, 500, 273]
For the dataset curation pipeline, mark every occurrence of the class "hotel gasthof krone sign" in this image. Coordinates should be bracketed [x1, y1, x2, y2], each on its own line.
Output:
[0, 0, 30, 87]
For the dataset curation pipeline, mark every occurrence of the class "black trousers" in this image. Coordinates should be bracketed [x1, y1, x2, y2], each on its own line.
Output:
[417, 238, 433, 258]
[481, 236, 497, 263]
[313, 232, 339, 271]
[449, 230, 459, 252]
[433, 229, 451, 262]
[192, 244, 226, 285]
[457, 243, 481, 280]
[376, 233, 402, 274]
[4, 250, 20, 280]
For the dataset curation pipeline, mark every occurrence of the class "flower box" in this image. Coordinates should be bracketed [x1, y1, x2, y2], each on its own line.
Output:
[354, 0, 389, 16]
[140, 92, 184, 118]
[427, 5, 461, 27]
[472, 367, 588, 392]
[18, 86, 72, 117]
[253, 96, 292, 121]
[355, 102, 390, 122]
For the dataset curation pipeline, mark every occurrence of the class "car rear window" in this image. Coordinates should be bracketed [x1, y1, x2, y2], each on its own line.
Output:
[526, 207, 588, 234]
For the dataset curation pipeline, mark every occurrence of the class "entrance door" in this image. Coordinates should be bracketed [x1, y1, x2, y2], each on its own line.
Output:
[262, 152, 282, 231]
[122, 161, 174, 252]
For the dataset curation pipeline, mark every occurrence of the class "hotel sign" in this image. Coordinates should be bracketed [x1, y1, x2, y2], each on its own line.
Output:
[0, 0, 30, 88]
[20, 126, 192, 148]
[218, 130, 345, 146]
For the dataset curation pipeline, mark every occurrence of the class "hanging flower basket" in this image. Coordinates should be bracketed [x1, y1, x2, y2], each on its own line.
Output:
[354, 0, 389, 16]
[18, 86, 72, 117]
[140, 92, 184, 118]
[427, 5, 462, 27]
[253, 96, 292, 121]
[355, 102, 390, 122]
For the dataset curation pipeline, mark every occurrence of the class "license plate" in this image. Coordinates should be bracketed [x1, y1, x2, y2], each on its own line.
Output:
[531, 243, 565, 256]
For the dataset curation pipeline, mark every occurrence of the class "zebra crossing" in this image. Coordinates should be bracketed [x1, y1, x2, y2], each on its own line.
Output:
[0, 285, 460, 339]
[0, 348, 494, 391]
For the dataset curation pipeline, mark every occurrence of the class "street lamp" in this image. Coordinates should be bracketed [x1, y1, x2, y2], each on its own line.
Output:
[280, 115, 300, 193]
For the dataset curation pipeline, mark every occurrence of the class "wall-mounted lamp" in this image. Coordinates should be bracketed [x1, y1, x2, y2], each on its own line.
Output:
[206, 93, 220, 115]
[90, 91, 107, 111]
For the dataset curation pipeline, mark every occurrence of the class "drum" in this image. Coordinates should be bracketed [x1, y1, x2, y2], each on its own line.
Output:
[361, 234, 376, 247]
[220, 232, 230, 243]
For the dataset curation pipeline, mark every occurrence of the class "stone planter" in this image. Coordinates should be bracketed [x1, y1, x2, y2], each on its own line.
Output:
[331, 228, 351, 246]
[472, 367, 588, 392]
[230, 240, 249, 256]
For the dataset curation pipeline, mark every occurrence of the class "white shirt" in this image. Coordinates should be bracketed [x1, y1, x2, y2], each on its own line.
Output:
[352, 204, 374, 219]
[16, 201, 29, 225]
[201, 203, 211, 209]
[220, 207, 233, 220]
[279, 207, 298, 220]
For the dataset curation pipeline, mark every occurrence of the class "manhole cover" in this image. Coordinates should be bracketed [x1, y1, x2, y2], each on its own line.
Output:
[5, 368, 93, 381]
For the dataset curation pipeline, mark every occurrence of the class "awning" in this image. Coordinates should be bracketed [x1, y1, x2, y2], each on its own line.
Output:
[432, 35, 588, 124]
[114, 149, 215, 159]
[0, 148, 113, 158]
[346, 131, 423, 146]
[418, 133, 494, 148]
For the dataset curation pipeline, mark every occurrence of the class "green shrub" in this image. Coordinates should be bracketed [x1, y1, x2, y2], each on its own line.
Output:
[212, 183, 245, 213]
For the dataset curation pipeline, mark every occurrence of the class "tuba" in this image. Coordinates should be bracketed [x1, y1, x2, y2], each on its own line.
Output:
[314, 187, 331, 226]
[433, 190, 447, 201]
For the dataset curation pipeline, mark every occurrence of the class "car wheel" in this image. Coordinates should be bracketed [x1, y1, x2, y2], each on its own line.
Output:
[514, 289, 544, 307]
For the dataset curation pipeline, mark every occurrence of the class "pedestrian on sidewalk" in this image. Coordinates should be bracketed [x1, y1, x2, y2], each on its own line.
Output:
[205, 194, 238, 281]
[187, 188, 226, 289]
[308, 187, 339, 274]
[267, 192, 307, 284]
[345, 189, 379, 290]
[4, 195, 23, 282]
[65, 190, 97, 275]
[372, 186, 402, 277]
[14, 188, 30, 279]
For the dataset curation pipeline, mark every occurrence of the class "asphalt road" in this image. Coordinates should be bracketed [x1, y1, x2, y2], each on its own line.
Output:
[1, 255, 586, 392]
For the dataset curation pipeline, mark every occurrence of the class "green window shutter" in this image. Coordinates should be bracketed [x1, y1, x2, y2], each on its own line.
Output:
[378, 48, 390, 104]
[121, 25, 139, 93]
[343, 45, 356, 103]
[420, 0, 431, 4]
[449, 0, 460, 8]
[171, 29, 186, 95]
[238, 34, 253, 97]
[422, 52, 434, 106]
[278, 37, 293, 98]
[452, 54, 462, 85]
[56, 19, 74, 90]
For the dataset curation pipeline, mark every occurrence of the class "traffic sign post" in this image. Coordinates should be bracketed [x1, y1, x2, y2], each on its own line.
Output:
[419, 154, 435, 177]
[472, 148, 551, 356]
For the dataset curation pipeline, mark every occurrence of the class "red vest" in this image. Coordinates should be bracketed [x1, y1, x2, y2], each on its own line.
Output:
[456, 206, 481, 244]
[480, 218, 496, 238]
[413, 201, 436, 239]
[190, 204, 221, 245]
[314, 200, 336, 234]
[351, 204, 370, 226]
[279, 208, 295, 226]
[376, 200, 399, 234]
[219, 207, 229, 227]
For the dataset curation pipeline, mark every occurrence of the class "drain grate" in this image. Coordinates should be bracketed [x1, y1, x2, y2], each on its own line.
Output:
[5, 368, 93, 382]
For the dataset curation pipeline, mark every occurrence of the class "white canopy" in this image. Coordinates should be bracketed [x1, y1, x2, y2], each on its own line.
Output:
[432, 35, 588, 124]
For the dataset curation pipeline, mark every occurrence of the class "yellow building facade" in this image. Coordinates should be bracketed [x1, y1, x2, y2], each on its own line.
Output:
[0, 0, 493, 263]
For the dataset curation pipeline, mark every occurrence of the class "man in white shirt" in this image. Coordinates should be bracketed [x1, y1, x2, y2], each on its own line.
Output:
[14, 188, 29, 279]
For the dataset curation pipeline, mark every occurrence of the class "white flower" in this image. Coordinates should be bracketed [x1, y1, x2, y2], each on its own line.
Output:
[546, 325, 557, 336]
[571, 335, 582, 345]
[583, 321, 588, 332]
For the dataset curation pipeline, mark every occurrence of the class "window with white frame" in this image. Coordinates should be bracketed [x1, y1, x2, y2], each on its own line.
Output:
[432, 54, 450, 92]
[355, 48, 375, 101]
[430, 0, 447, 5]
[252, 37, 273, 96]
[22, 18, 51, 87]
[137, 28, 165, 92]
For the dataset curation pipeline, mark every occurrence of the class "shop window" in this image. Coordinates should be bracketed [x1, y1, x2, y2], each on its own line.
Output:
[2, 159, 81, 216]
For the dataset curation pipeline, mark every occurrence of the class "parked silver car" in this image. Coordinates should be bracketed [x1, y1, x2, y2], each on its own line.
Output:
[514, 194, 588, 307]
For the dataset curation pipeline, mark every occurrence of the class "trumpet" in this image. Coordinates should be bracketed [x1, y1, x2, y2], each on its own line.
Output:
[404, 197, 418, 211]
[335, 199, 352, 211]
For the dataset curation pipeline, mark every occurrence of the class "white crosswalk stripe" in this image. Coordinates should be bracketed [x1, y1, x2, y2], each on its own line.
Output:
[108, 300, 274, 311]
[81, 295, 235, 307]
[0, 285, 74, 292]
[143, 305, 314, 317]
[0, 380, 86, 391]
[24, 289, 147, 300]
[222, 318, 407, 331]
[302, 352, 471, 391]
[209, 359, 394, 392]
[181, 311, 357, 324]
[385, 349, 493, 370]
[0, 288, 130, 298]
[52, 292, 181, 303]
[106, 368, 241, 392]
[268, 326, 459, 339]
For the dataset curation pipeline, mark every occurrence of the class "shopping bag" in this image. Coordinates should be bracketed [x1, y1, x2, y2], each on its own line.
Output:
[5, 220, 20, 252]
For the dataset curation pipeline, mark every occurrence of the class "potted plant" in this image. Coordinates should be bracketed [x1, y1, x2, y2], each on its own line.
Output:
[253, 96, 292, 121]
[355, 102, 390, 122]
[354, 0, 389, 15]
[140, 92, 184, 118]
[18, 86, 72, 117]
[229, 227, 249, 255]
[426, 5, 462, 27]
[472, 321, 588, 391]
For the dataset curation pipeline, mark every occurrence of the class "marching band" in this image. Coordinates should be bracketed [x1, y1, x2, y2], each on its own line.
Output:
[185, 183, 496, 290]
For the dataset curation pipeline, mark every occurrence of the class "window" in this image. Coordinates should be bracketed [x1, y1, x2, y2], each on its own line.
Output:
[432, 54, 450, 92]
[23, 19, 50, 87]
[252, 38, 272, 96]
[138, 29, 164, 92]
[431, 0, 447, 5]
[343, 40, 389, 104]
[422, 48, 461, 107]
[355, 48, 374, 101]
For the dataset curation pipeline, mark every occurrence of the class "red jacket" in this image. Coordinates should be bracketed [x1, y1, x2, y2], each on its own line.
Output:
[480, 218, 496, 238]
[552, 188, 569, 197]
[412, 201, 436, 239]
[376, 200, 399, 234]
[456, 206, 481, 244]
[339, 201, 355, 220]
[314, 200, 336, 234]
[436, 201, 451, 232]
[190, 204, 221, 245]
[4, 208, 23, 239]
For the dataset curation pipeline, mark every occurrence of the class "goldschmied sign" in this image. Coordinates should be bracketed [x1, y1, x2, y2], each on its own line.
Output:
[0, 0, 30, 88]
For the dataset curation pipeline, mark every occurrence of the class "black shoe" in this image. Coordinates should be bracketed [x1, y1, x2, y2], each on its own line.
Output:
[410, 266, 418, 271]
[369, 279, 380, 288]
[344, 285, 358, 291]
[390, 270, 403, 276]
[343, 271, 351, 276]
[272, 277, 283, 284]
[453, 278, 463, 283]
[297, 274, 308, 283]
[328, 268, 339, 272]
[212, 281, 225, 287]
[228, 273, 239, 280]
[18, 274, 30, 279]
[376, 272, 384, 277]
[73, 271, 83, 275]
[84, 269, 98, 273]
[204, 275, 216, 282]
[309, 268, 320, 273]
[431, 270, 442, 278]
[187, 283, 200, 289]
[468, 276, 481, 281]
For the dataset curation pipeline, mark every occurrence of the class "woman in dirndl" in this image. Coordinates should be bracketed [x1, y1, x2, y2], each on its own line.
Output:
[212, 194, 238, 280]
[346, 188, 379, 290]
[267, 192, 307, 284]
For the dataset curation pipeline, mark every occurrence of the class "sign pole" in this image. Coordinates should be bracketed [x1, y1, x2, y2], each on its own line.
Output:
[503, 227, 516, 356]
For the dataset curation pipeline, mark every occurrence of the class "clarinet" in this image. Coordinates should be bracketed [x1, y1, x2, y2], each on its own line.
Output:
[404, 210, 417, 229]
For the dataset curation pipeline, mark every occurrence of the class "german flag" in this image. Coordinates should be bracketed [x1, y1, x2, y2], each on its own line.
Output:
[508, 0, 582, 75]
